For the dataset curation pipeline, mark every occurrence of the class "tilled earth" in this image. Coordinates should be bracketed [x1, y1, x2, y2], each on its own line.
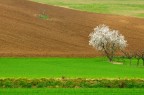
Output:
[0, 0, 144, 57]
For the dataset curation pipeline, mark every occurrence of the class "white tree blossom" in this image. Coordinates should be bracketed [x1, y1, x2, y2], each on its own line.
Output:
[89, 24, 127, 61]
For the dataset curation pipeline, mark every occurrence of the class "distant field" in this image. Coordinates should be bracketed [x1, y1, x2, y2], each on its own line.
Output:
[31, 0, 144, 18]
[0, 58, 144, 78]
[1, 88, 144, 95]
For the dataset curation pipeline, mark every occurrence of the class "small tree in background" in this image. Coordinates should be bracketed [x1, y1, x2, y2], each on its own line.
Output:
[141, 51, 144, 66]
[134, 51, 141, 66]
[134, 50, 144, 66]
[121, 50, 133, 65]
[89, 24, 127, 62]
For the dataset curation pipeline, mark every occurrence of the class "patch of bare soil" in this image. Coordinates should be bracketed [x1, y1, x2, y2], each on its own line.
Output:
[112, 62, 123, 65]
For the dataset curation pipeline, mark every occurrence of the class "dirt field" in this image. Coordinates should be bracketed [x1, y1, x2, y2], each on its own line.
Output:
[0, 0, 144, 57]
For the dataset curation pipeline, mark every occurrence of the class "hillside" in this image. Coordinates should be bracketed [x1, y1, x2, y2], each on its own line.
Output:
[0, 0, 144, 57]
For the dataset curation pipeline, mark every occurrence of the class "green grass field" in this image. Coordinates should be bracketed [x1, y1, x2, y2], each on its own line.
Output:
[31, 0, 144, 18]
[0, 58, 143, 78]
[1, 88, 144, 95]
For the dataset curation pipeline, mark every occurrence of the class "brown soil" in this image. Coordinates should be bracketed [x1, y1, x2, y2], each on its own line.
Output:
[111, 62, 123, 65]
[0, 0, 144, 57]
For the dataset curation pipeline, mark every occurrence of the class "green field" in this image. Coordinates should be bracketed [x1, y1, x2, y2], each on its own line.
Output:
[1, 88, 144, 95]
[0, 58, 143, 78]
[31, 0, 144, 18]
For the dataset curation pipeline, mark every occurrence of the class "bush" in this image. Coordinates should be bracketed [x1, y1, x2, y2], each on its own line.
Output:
[0, 78, 144, 88]
[38, 14, 48, 20]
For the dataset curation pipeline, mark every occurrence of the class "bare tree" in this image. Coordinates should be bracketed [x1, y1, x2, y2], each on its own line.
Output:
[89, 24, 127, 62]
[134, 51, 141, 66]
[135, 50, 144, 66]
[121, 50, 133, 65]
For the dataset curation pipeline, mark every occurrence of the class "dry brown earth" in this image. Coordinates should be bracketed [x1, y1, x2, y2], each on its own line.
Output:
[0, 0, 144, 57]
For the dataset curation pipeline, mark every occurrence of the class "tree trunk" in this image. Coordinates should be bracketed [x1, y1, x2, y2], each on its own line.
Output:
[109, 55, 114, 62]
[137, 59, 140, 66]
[103, 50, 113, 62]
[109, 57, 113, 62]
[130, 58, 132, 65]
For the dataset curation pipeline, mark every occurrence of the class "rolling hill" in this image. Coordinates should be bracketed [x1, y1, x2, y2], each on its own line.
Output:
[0, 0, 144, 57]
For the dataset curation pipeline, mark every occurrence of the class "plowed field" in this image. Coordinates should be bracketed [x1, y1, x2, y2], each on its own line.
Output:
[0, 0, 144, 57]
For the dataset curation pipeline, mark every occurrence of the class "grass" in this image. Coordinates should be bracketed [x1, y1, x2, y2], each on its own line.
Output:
[0, 88, 144, 95]
[31, 0, 144, 18]
[38, 14, 48, 20]
[0, 57, 144, 78]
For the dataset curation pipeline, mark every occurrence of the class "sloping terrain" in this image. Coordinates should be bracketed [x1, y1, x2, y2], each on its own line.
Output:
[0, 0, 144, 57]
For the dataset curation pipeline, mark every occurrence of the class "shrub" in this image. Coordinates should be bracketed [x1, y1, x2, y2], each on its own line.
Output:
[38, 14, 48, 20]
[0, 78, 144, 88]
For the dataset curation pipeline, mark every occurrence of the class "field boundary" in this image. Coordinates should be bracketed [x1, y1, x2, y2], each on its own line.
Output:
[0, 78, 144, 88]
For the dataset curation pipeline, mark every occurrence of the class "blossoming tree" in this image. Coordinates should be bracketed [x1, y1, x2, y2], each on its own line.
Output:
[89, 24, 127, 62]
